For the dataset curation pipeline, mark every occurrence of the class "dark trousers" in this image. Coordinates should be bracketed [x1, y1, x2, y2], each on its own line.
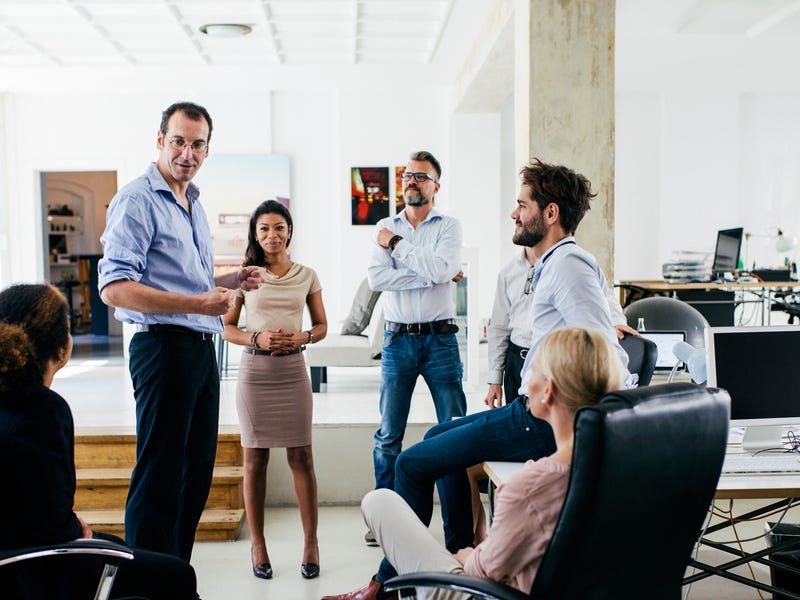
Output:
[125, 330, 219, 561]
[503, 342, 528, 403]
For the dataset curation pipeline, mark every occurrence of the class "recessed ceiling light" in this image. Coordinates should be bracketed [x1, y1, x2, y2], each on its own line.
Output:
[199, 24, 253, 38]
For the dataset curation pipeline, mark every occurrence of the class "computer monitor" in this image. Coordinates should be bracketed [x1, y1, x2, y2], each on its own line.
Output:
[705, 325, 800, 453]
[711, 227, 744, 278]
[639, 330, 686, 371]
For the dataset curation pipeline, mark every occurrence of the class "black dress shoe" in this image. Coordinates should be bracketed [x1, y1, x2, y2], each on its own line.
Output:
[301, 562, 320, 579]
[253, 562, 273, 579]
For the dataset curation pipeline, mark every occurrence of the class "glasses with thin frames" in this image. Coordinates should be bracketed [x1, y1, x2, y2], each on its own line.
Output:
[168, 137, 209, 154]
[523, 265, 536, 295]
[401, 172, 437, 183]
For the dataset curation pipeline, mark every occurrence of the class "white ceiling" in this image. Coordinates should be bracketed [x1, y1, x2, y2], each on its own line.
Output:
[0, 0, 479, 68]
[1, 0, 799, 91]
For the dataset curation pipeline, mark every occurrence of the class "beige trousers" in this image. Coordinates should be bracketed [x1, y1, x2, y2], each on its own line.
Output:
[361, 489, 471, 600]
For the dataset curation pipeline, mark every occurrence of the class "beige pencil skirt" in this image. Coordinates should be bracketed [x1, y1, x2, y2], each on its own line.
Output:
[235, 350, 313, 448]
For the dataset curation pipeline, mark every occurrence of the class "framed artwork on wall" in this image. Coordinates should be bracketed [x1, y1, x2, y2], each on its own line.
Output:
[195, 153, 291, 272]
[394, 166, 406, 214]
[351, 167, 390, 225]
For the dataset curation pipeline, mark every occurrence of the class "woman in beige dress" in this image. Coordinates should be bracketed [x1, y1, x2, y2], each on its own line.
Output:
[222, 200, 327, 581]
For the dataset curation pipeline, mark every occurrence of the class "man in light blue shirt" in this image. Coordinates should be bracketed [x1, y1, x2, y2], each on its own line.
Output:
[98, 102, 260, 562]
[366, 150, 467, 502]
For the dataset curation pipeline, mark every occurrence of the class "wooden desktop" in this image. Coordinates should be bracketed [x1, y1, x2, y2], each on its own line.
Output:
[617, 279, 800, 325]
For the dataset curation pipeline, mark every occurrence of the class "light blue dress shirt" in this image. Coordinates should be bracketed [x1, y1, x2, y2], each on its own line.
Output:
[98, 162, 221, 334]
[367, 207, 462, 324]
[518, 237, 631, 394]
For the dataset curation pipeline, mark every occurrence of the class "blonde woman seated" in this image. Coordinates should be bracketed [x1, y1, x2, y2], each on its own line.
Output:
[327, 327, 622, 600]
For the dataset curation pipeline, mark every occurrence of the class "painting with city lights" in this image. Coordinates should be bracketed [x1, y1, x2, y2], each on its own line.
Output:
[351, 167, 390, 225]
[395, 166, 406, 214]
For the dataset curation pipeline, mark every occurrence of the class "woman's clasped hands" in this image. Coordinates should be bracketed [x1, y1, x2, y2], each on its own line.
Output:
[256, 328, 306, 355]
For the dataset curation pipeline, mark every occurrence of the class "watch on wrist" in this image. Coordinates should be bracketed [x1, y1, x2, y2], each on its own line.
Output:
[388, 234, 403, 250]
[306, 330, 314, 344]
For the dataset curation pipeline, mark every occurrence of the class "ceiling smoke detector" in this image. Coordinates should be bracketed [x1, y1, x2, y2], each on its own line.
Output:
[199, 24, 253, 38]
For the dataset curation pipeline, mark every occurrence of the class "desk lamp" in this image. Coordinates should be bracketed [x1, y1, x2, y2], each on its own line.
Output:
[668, 341, 707, 384]
[744, 228, 798, 268]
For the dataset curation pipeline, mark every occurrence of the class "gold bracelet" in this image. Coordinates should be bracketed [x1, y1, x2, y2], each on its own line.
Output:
[306, 330, 314, 344]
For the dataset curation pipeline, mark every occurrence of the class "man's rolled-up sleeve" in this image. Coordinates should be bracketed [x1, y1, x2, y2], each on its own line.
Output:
[98, 194, 152, 293]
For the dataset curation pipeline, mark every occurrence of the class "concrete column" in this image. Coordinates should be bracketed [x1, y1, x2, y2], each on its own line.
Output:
[515, 0, 616, 280]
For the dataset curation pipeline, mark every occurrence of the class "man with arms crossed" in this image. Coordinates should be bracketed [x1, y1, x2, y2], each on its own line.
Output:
[364, 150, 467, 546]
[99, 101, 261, 561]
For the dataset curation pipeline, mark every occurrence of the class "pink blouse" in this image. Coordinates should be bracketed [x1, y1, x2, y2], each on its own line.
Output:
[463, 457, 570, 594]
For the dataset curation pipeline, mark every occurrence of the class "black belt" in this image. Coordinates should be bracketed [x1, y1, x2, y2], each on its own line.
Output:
[385, 319, 459, 335]
[243, 346, 305, 356]
[135, 324, 214, 340]
[508, 341, 529, 360]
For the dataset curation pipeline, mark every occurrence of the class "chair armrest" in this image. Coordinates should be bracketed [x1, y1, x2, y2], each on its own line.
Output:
[0, 538, 134, 567]
[383, 572, 529, 600]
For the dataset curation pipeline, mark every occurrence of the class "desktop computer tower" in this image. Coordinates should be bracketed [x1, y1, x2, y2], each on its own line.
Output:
[675, 290, 736, 326]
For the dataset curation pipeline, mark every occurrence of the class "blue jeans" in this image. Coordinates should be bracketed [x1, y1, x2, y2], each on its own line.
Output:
[376, 396, 555, 582]
[373, 330, 467, 490]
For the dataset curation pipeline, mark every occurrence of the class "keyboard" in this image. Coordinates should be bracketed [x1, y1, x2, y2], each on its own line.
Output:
[722, 453, 800, 475]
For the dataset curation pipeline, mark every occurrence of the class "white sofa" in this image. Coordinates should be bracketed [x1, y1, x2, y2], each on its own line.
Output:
[305, 297, 384, 392]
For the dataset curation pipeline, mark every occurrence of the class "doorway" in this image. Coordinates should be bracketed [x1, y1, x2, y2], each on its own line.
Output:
[41, 170, 122, 357]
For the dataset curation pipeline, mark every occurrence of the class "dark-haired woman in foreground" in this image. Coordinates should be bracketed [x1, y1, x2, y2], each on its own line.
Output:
[222, 200, 328, 580]
[0, 283, 197, 599]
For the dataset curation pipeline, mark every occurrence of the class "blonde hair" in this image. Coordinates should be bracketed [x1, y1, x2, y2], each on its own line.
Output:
[532, 327, 623, 414]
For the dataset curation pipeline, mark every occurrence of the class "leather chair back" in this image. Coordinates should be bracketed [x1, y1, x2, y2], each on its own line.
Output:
[531, 383, 730, 599]
[619, 334, 658, 386]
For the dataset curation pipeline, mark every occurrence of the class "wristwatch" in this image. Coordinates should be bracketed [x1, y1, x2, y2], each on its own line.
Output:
[388, 234, 403, 250]
[306, 330, 314, 344]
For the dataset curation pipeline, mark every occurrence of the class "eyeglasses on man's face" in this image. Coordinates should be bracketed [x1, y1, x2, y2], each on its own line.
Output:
[523, 265, 536, 295]
[168, 137, 209, 154]
[401, 172, 437, 184]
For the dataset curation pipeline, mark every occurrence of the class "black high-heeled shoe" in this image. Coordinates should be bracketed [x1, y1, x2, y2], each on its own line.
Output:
[251, 547, 272, 579]
[300, 562, 320, 579]
[253, 561, 273, 579]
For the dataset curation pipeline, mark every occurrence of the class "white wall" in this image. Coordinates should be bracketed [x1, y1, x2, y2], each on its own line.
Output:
[0, 76, 502, 325]
[615, 90, 800, 281]
[615, 92, 662, 279]
[449, 112, 503, 318]
[739, 94, 800, 270]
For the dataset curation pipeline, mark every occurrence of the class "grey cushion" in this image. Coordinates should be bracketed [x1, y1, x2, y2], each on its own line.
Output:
[340, 278, 381, 335]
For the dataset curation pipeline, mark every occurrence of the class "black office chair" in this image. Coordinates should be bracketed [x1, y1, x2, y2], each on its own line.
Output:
[385, 382, 730, 600]
[0, 538, 134, 600]
[624, 296, 710, 349]
[619, 333, 658, 386]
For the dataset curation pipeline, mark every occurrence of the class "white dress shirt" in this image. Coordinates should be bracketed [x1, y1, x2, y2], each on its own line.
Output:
[367, 208, 463, 324]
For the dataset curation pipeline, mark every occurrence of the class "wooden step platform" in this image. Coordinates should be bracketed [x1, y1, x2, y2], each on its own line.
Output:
[75, 466, 244, 510]
[74, 429, 243, 468]
[76, 509, 246, 542]
[74, 426, 245, 542]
